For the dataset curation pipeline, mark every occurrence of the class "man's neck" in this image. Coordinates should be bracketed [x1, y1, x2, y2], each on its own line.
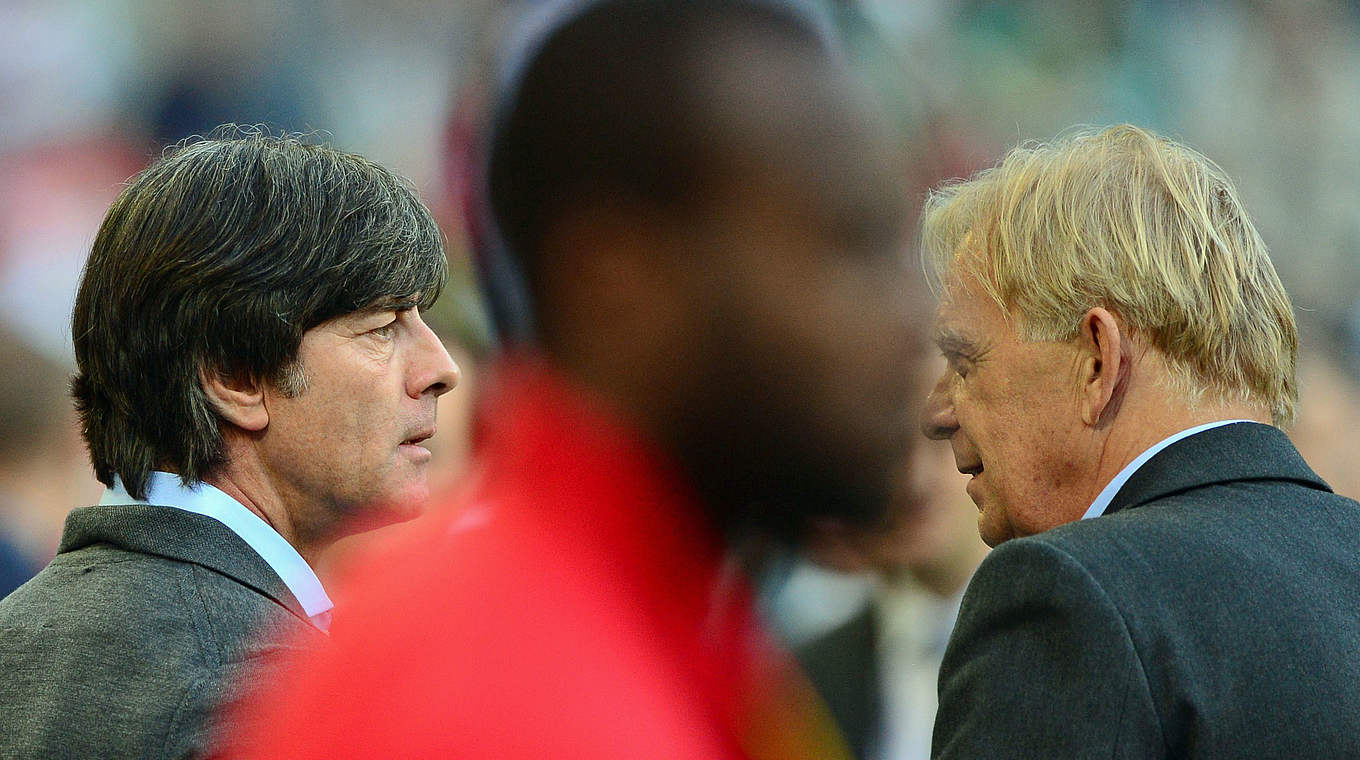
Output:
[1089, 396, 1271, 505]
[202, 467, 322, 567]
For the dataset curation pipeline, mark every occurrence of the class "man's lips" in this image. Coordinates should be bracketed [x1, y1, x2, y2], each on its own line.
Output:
[400, 430, 435, 466]
[950, 443, 982, 477]
[963, 467, 984, 508]
[401, 428, 435, 447]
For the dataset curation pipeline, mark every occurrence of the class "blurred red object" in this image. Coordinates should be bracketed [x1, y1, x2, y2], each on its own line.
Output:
[225, 357, 847, 759]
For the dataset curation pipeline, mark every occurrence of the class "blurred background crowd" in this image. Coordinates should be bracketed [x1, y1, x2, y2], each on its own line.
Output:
[2, 1, 1359, 755]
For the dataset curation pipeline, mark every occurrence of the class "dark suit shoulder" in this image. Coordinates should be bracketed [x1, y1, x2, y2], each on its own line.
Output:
[936, 536, 1162, 759]
[941, 479, 1360, 758]
[1, 543, 210, 657]
[1028, 478, 1360, 607]
[0, 532, 320, 759]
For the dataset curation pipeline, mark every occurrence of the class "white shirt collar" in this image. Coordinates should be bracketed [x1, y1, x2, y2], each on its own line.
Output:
[100, 471, 333, 630]
[1082, 420, 1255, 520]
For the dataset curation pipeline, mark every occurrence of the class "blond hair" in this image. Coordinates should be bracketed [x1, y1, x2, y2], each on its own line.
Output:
[922, 124, 1297, 426]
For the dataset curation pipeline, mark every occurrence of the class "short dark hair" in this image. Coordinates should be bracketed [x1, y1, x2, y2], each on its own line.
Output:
[72, 128, 447, 499]
[484, 0, 830, 332]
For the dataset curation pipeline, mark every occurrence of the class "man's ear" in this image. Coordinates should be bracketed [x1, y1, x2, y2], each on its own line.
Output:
[200, 366, 269, 432]
[1078, 307, 1131, 427]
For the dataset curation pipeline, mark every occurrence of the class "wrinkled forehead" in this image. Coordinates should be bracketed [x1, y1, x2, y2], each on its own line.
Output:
[935, 233, 1004, 308]
[930, 241, 1027, 340]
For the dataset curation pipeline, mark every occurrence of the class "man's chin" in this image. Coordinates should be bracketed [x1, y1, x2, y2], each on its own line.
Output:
[381, 487, 431, 525]
[342, 485, 430, 535]
[976, 510, 1013, 548]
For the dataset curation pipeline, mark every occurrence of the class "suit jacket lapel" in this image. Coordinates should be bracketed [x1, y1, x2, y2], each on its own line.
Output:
[830, 606, 880, 751]
[58, 504, 310, 622]
[797, 605, 880, 757]
[1104, 421, 1330, 516]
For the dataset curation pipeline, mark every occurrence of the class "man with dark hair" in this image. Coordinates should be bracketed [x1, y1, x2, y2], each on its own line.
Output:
[231, 1, 923, 758]
[0, 129, 459, 758]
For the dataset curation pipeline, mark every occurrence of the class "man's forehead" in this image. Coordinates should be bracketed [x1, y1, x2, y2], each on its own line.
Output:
[932, 230, 987, 290]
[931, 272, 1010, 345]
[933, 272, 978, 320]
[930, 300, 986, 357]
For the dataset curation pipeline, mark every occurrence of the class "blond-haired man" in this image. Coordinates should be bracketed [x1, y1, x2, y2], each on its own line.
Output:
[921, 125, 1360, 758]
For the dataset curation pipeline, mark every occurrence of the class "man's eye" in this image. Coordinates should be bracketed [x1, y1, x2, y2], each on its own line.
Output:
[945, 354, 970, 379]
[371, 320, 398, 339]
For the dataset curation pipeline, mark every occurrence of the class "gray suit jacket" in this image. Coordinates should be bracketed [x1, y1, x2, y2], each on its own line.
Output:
[0, 504, 326, 759]
[932, 422, 1360, 759]
[798, 606, 881, 760]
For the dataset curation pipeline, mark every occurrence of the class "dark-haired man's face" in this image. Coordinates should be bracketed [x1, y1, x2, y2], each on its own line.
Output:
[255, 304, 460, 540]
[671, 82, 925, 543]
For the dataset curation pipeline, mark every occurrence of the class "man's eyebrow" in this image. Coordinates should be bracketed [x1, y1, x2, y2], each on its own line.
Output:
[360, 294, 422, 313]
[932, 326, 975, 355]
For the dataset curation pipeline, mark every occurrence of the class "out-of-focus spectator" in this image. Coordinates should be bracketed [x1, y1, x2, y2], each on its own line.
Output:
[226, 1, 926, 757]
[0, 328, 100, 596]
[0, 1, 140, 154]
[0, 330, 87, 598]
[0, 139, 148, 363]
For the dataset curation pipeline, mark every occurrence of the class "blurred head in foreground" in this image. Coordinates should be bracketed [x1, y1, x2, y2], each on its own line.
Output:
[486, 0, 922, 546]
[809, 353, 985, 594]
[218, 5, 926, 759]
[920, 124, 1297, 546]
[74, 129, 460, 555]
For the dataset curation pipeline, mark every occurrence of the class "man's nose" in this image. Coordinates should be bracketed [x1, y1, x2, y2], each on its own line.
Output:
[920, 372, 957, 441]
[408, 314, 460, 398]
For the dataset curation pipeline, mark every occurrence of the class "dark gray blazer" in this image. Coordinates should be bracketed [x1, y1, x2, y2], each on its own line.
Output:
[0, 504, 326, 759]
[932, 422, 1360, 759]
[798, 605, 881, 760]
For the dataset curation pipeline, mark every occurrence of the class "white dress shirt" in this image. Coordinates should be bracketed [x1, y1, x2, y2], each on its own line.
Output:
[100, 471, 334, 632]
[1082, 420, 1255, 520]
[873, 578, 965, 760]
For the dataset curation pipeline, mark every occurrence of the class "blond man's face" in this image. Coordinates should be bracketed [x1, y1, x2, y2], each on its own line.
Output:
[920, 273, 1099, 546]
